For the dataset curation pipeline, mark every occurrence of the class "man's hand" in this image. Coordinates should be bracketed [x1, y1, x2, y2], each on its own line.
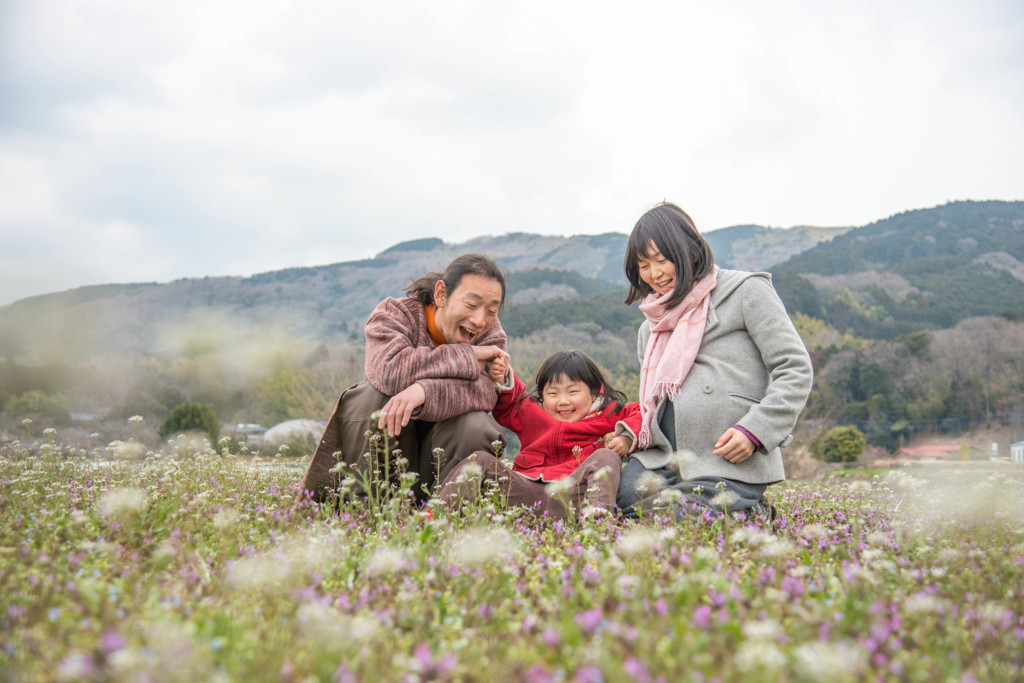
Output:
[488, 355, 509, 383]
[713, 428, 755, 464]
[472, 345, 509, 374]
[378, 382, 426, 437]
[604, 433, 632, 458]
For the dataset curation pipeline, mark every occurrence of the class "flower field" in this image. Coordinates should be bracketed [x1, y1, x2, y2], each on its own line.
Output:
[2, 435, 1023, 682]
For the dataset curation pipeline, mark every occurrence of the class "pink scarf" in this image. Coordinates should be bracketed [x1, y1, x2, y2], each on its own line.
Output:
[636, 266, 719, 449]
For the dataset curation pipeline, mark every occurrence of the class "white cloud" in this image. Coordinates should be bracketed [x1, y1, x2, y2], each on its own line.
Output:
[1, 0, 1022, 304]
[0, 151, 58, 224]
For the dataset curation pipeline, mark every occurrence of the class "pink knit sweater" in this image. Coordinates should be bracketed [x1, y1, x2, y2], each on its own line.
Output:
[363, 297, 507, 421]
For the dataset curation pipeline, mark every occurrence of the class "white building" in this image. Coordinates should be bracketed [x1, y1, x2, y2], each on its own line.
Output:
[264, 419, 327, 445]
[1011, 440, 1024, 463]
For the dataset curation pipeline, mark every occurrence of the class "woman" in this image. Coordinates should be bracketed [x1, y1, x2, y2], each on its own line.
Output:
[617, 203, 813, 519]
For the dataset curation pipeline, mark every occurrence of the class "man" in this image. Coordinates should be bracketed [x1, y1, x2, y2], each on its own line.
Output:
[300, 253, 509, 503]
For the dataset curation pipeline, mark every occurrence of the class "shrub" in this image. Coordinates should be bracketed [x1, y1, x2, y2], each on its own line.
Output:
[817, 425, 866, 463]
[158, 402, 221, 446]
[4, 390, 71, 425]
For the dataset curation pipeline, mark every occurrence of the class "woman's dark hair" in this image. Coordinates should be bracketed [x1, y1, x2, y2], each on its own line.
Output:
[623, 202, 715, 308]
[406, 253, 506, 307]
[528, 350, 628, 414]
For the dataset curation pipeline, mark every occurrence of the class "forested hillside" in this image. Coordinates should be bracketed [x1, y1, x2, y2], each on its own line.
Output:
[769, 201, 1024, 450]
[772, 200, 1024, 336]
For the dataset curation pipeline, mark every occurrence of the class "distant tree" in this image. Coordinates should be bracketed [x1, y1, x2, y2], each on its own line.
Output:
[957, 441, 971, 461]
[4, 390, 71, 425]
[772, 271, 825, 318]
[158, 402, 221, 445]
[856, 362, 892, 401]
[113, 376, 185, 420]
[894, 331, 931, 358]
[817, 426, 866, 463]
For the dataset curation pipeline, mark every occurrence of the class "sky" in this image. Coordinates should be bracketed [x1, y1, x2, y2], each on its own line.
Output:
[1, 0, 1022, 305]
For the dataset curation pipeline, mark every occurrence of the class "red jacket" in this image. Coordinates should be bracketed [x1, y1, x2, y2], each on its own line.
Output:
[493, 372, 641, 481]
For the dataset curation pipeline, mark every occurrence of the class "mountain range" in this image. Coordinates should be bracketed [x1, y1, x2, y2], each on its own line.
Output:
[2, 200, 1022, 365]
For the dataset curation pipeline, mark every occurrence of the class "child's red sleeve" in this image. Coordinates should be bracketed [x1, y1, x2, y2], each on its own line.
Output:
[617, 402, 643, 450]
[491, 371, 528, 432]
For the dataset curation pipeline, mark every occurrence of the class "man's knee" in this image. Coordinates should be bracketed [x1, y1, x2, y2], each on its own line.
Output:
[441, 410, 505, 439]
[429, 411, 506, 479]
[338, 381, 389, 422]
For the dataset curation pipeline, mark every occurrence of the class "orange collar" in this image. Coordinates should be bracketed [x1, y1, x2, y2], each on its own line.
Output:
[424, 303, 448, 346]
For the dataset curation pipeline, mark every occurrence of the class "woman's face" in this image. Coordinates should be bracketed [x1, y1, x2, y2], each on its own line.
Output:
[636, 242, 677, 296]
[541, 374, 597, 423]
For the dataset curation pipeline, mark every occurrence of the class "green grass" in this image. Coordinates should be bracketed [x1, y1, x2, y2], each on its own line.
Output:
[2, 435, 1023, 682]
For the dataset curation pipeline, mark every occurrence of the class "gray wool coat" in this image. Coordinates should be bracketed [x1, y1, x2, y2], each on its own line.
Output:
[627, 270, 813, 484]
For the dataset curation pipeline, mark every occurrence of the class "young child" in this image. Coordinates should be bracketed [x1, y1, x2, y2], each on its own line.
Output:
[437, 350, 641, 520]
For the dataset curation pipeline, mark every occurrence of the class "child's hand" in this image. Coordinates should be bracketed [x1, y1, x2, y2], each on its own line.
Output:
[474, 345, 508, 374]
[713, 428, 755, 464]
[488, 355, 509, 383]
[604, 434, 631, 457]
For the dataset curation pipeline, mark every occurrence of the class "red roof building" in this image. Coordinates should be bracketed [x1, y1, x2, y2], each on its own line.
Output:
[897, 444, 962, 460]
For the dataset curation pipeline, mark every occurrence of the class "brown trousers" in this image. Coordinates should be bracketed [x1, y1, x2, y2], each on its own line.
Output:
[437, 449, 622, 521]
[300, 380, 506, 503]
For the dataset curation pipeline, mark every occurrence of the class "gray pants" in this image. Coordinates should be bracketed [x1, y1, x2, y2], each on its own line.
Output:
[616, 457, 772, 520]
[300, 380, 506, 503]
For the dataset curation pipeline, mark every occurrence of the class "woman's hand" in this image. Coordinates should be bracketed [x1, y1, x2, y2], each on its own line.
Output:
[713, 428, 755, 464]
[377, 382, 426, 437]
[604, 433, 632, 457]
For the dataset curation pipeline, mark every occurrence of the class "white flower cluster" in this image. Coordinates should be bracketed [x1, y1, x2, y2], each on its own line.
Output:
[793, 641, 867, 680]
[449, 527, 518, 566]
[735, 619, 786, 672]
[96, 487, 148, 518]
[615, 528, 661, 558]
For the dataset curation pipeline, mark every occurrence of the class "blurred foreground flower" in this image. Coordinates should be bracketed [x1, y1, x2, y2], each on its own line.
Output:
[615, 528, 660, 558]
[794, 641, 867, 680]
[449, 527, 518, 566]
[97, 487, 147, 518]
[365, 545, 406, 577]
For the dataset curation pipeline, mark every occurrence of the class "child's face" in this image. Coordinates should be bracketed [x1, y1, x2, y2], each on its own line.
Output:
[636, 242, 677, 296]
[541, 374, 597, 423]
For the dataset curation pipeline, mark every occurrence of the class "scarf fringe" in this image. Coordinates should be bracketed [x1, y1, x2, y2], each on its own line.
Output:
[652, 381, 683, 402]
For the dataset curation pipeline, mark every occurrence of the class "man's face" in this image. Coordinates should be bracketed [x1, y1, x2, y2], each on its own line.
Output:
[433, 273, 503, 344]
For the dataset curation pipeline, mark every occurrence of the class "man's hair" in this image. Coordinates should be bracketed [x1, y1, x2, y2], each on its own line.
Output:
[405, 253, 506, 306]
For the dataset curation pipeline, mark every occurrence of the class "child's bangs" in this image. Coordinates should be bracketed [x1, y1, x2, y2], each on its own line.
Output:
[534, 351, 602, 396]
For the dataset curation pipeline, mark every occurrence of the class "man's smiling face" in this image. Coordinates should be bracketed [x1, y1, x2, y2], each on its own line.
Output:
[433, 273, 503, 343]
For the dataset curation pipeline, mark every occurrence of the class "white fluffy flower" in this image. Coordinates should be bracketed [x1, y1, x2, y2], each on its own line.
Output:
[758, 537, 795, 558]
[710, 490, 740, 509]
[615, 528, 660, 558]
[794, 641, 867, 680]
[97, 488, 147, 517]
[213, 508, 240, 530]
[365, 546, 405, 577]
[545, 478, 576, 498]
[449, 527, 518, 566]
[735, 639, 786, 672]
[799, 523, 829, 540]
